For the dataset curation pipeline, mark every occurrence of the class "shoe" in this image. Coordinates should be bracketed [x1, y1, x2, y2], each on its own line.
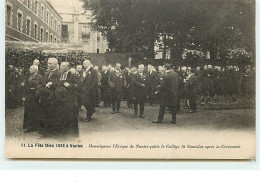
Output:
[140, 115, 144, 118]
[189, 110, 196, 113]
[171, 120, 177, 124]
[84, 118, 92, 122]
[116, 110, 120, 113]
[111, 111, 116, 114]
[153, 120, 162, 123]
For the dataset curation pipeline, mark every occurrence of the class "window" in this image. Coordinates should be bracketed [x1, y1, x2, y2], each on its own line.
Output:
[54, 19, 57, 30]
[82, 26, 90, 34]
[46, 31, 49, 42]
[35, 1, 38, 14]
[46, 11, 49, 24]
[58, 24, 61, 32]
[97, 49, 100, 54]
[54, 37, 56, 42]
[40, 28, 44, 42]
[17, 12, 23, 32]
[50, 16, 53, 27]
[27, 0, 30, 9]
[41, 6, 44, 19]
[62, 25, 68, 32]
[26, 18, 31, 35]
[34, 24, 38, 39]
[50, 34, 53, 42]
[6, 5, 12, 27]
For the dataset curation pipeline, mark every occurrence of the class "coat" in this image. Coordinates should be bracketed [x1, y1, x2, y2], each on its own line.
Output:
[148, 70, 159, 91]
[38, 69, 61, 136]
[158, 70, 179, 107]
[57, 71, 81, 135]
[80, 67, 99, 109]
[23, 73, 43, 130]
[108, 69, 126, 99]
[186, 73, 198, 96]
[132, 72, 148, 103]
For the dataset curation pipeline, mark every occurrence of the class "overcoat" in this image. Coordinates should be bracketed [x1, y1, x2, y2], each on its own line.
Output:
[132, 72, 148, 103]
[108, 69, 126, 100]
[80, 67, 99, 109]
[158, 70, 179, 107]
[23, 73, 43, 131]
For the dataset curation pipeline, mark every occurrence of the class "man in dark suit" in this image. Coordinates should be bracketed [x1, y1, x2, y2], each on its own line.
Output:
[38, 58, 61, 139]
[153, 64, 179, 124]
[75, 65, 83, 79]
[177, 66, 188, 110]
[108, 63, 126, 114]
[81, 59, 99, 122]
[101, 65, 111, 107]
[147, 65, 159, 106]
[186, 69, 198, 113]
[132, 64, 148, 118]
[57, 62, 81, 136]
[22, 65, 43, 132]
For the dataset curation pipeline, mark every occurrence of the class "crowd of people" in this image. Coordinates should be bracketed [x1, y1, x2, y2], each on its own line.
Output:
[5, 55, 255, 139]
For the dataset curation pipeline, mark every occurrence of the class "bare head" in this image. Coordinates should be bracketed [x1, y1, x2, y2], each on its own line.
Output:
[102, 65, 107, 71]
[76, 65, 83, 71]
[158, 66, 164, 73]
[138, 64, 145, 73]
[30, 65, 38, 74]
[69, 68, 76, 74]
[115, 63, 121, 70]
[147, 64, 152, 71]
[93, 66, 99, 70]
[131, 66, 137, 72]
[47, 58, 58, 70]
[83, 60, 92, 69]
[207, 65, 213, 70]
[33, 59, 40, 66]
[60, 62, 70, 73]
[181, 66, 187, 72]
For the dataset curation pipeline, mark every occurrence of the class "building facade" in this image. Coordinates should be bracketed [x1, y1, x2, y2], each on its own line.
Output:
[60, 11, 109, 53]
[6, 0, 62, 43]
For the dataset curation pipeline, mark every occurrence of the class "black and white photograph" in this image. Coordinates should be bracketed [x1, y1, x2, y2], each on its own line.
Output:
[5, 0, 255, 159]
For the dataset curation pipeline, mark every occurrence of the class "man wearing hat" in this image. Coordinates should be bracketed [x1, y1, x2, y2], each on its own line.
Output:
[38, 58, 61, 138]
[22, 65, 43, 132]
[81, 59, 99, 122]
[153, 64, 179, 124]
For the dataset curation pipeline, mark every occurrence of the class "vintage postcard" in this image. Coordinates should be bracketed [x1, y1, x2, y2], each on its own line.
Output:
[5, 0, 255, 159]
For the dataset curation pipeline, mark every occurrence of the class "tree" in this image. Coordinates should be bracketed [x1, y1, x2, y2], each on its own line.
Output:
[82, 0, 255, 61]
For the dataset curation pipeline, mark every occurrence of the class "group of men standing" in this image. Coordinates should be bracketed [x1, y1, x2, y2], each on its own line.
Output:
[98, 63, 180, 123]
[21, 58, 99, 138]
[7, 57, 255, 139]
[19, 59, 182, 139]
